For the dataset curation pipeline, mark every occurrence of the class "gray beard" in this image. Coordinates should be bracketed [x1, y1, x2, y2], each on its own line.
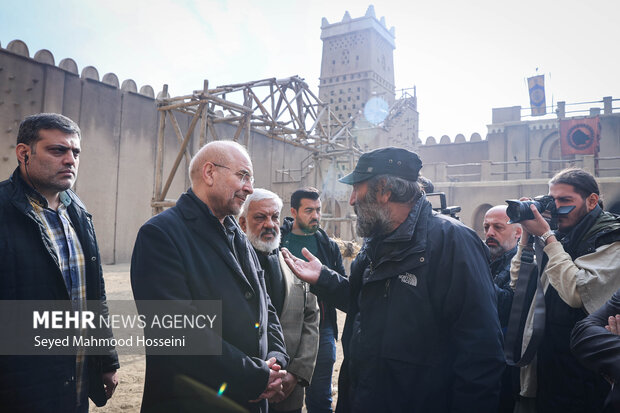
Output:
[354, 198, 392, 238]
[247, 230, 281, 254]
[487, 244, 505, 260]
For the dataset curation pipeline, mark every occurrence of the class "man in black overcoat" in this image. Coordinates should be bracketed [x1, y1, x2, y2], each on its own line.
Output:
[131, 140, 288, 413]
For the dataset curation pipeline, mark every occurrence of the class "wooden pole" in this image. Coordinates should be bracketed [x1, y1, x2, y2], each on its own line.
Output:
[207, 116, 219, 141]
[160, 103, 205, 201]
[167, 111, 192, 164]
[153, 84, 168, 215]
[199, 80, 208, 147]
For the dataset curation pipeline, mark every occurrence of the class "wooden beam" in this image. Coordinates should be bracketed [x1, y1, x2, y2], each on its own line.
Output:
[160, 103, 205, 200]
[274, 83, 303, 129]
[199, 81, 208, 147]
[151, 199, 178, 208]
[232, 115, 246, 142]
[167, 111, 192, 164]
[159, 95, 251, 114]
[153, 90, 167, 214]
[207, 116, 219, 141]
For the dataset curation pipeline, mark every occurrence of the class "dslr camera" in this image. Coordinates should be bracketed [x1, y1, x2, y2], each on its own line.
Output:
[505, 195, 575, 229]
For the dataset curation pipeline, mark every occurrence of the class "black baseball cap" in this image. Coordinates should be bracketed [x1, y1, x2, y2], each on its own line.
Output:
[339, 147, 423, 185]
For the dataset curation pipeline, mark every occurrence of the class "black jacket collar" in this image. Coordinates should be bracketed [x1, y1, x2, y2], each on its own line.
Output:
[9, 167, 83, 214]
[365, 195, 429, 267]
[178, 189, 257, 294]
[490, 245, 518, 275]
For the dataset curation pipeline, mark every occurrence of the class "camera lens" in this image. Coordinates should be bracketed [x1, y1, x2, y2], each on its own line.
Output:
[506, 200, 539, 223]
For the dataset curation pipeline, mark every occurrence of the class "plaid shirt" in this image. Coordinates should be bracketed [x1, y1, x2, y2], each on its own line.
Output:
[28, 193, 88, 405]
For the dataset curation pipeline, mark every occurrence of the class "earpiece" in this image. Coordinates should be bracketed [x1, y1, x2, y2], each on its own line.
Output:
[24, 154, 29, 163]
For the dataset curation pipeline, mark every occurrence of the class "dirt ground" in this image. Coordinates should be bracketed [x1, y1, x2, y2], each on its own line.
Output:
[91, 264, 345, 412]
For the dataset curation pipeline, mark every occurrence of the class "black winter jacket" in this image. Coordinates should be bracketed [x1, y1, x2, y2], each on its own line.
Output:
[280, 217, 347, 336]
[312, 196, 505, 413]
[0, 169, 119, 412]
[490, 246, 517, 328]
[571, 288, 620, 413]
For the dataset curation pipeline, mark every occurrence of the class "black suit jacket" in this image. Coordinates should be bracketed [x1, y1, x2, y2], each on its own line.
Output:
[131, 190, 287, 413]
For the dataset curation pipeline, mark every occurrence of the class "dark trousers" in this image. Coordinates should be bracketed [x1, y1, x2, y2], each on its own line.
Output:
[305, 326, 336, 413]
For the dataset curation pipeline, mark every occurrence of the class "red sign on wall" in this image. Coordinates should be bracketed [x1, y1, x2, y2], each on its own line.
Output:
[559, 116, 599, 156]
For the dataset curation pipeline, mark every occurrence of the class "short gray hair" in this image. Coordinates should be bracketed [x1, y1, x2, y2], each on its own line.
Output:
[240, 188, 283, 217]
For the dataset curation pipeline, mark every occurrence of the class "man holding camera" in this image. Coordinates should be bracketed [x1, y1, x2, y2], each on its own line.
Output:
[509, 168, 620, 413]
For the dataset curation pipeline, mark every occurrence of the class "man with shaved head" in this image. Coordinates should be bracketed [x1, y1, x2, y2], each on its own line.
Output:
[131, 141, 288, 413]
[483, 205, 522, 413]
[483, 205, 522, 328]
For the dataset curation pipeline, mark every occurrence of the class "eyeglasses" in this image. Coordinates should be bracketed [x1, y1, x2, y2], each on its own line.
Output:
[212, 163, 254, 185]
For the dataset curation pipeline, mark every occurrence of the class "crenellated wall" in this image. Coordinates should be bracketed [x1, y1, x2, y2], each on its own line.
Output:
[0, 39, 312, 263]
[2, 38, 619, 256]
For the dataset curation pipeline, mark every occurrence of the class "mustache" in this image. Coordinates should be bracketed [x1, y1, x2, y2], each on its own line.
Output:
[485, 237, 499, 245]
[260, 228, 278, 237]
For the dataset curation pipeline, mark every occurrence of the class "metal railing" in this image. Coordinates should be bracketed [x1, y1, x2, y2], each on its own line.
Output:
[422, 154, 616, 182]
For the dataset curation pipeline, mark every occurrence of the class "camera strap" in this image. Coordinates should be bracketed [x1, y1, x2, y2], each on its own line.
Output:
[504, 239, 546, 367]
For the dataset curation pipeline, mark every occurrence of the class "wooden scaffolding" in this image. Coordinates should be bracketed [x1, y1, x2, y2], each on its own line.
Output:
[151, 75, 361, 236]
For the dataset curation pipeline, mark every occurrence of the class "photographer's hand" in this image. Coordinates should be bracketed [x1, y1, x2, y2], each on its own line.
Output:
[520, 204, 556, 244]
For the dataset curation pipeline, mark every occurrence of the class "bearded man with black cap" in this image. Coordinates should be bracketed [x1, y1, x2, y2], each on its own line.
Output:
[282, 147, 505, 412]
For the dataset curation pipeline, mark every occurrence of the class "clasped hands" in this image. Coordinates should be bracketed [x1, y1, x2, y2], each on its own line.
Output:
[249, 357, 287, 403]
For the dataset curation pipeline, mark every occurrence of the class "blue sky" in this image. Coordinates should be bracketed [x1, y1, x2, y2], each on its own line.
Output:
[1, 0, 619, 140]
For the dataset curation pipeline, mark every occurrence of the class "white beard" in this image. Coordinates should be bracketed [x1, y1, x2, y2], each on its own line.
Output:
[247, 230, 281, 254]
